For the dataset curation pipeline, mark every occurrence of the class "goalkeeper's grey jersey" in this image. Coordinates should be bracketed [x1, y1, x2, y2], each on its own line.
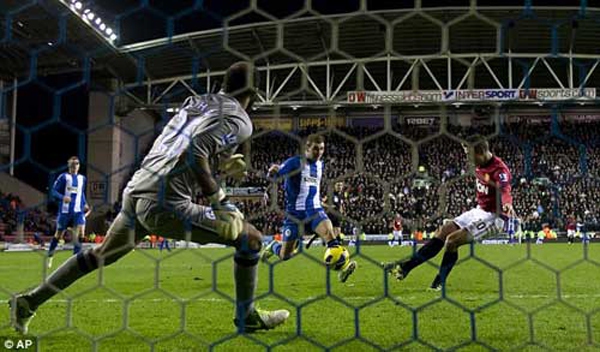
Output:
[124, 93, 252, 204]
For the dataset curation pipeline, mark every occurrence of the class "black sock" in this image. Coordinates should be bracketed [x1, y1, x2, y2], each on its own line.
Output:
[402, 237, 445, 275]
[234, 235, 260, 324]
[27, 250, 98, 310]
[431, 274, 442, 288]
[438, 251, 459, 285]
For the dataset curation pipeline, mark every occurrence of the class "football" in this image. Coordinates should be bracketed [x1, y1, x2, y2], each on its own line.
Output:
[323, 246, 350, 271]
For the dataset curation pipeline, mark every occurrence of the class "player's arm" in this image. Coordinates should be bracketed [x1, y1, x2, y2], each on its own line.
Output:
[496, 168, 515, 217]
[194, 157, 222, 198]
[51, 174, 69, 203]
[267, 156, 300, 179]
[192, 131, 244, 241]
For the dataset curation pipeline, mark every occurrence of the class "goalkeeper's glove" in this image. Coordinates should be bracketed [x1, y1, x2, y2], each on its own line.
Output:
[208, 189, 244, 241]
[219, 154, 247, 181]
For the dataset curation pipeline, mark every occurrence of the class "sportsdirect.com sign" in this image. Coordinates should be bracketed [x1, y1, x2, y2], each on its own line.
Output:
[347, 88, 596, 104]
[346, 90, 443, 103]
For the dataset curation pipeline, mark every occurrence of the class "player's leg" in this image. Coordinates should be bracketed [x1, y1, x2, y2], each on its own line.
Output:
[184, 224, 289, 331]
[329, 213, 343, 244]
[261, 216, 300, 261]
[49, 218, 67, 257]
[312, 215, 337, 246]
[10, 196, 144, 333]
[278, 240, 298, 259]
[46, 229, 60, 268]
[159, 238, 172, 252]
[229, 223, 289, 332]
[383, 220, 457, 280]
[262, 237, 298, 261]
[133, 199, 289, 332]
[47, 214, 70, 268]
[428, 229, 469, 291]
[196, 223, 289, 330]
[334, 227, 344, 246]
[312, 213, 357, 283]
[72, 224, 83, 255]
[430, 210, 503, 290]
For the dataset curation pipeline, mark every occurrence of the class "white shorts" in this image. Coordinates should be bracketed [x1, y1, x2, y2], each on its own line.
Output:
[454, 208, 505, 240]
[567, 229, 575, 237]
[393, 230, 401, 238]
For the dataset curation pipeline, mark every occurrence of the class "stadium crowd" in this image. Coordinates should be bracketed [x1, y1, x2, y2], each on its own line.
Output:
[236, 121, 600, 236]
[0, 190, 54, 239]
[2, 120, 600, 240]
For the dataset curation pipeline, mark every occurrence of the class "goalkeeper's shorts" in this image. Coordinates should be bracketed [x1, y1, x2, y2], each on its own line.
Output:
[119, 195, 235, 246]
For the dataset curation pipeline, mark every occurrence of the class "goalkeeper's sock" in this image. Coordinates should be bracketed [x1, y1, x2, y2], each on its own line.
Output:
[402, 237, 445, 275]
[234, 246, 259, 323]
[48, 237, 59, 257]
[438, 250, 458, 286]
[28, 249, 98, 310]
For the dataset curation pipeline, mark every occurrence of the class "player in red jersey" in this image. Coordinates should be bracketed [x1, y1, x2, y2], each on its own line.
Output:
[566, 216, 576, 244]
[390, 215, 403, 247]
[382, 135, 516, 291]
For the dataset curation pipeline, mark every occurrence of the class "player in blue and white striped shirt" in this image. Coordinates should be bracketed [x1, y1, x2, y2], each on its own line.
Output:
[261, 134, 356, 283]
[47, 156, 91, 268]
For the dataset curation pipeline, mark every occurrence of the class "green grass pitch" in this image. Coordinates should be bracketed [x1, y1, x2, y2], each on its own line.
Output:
[1, 243, 599, 351]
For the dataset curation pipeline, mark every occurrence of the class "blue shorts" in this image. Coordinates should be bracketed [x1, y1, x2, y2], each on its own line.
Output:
[57, 212, 86, 231]
[282, 210, 329, 242]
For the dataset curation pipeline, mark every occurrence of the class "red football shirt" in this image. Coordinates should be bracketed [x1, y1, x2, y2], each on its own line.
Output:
[475, 155, 513, 214]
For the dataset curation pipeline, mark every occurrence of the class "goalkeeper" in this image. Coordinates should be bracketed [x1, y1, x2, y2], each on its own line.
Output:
[10, 62, 289, 334]
[261, 134, 357, 283]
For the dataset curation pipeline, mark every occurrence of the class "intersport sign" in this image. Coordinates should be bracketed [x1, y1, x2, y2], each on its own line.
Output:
[347, 88, 596, 104]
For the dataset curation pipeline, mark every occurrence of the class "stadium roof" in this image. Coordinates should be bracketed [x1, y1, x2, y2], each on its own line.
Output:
[0, 0, 122, 79]
[114, 6, 589, 75]
[4, 1, 600, 106]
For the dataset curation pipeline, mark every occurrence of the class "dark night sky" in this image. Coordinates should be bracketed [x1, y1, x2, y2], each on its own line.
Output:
[14, 73, 88, 194]
[103, 0, 370, 45]
[92, 0, 578, 45]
